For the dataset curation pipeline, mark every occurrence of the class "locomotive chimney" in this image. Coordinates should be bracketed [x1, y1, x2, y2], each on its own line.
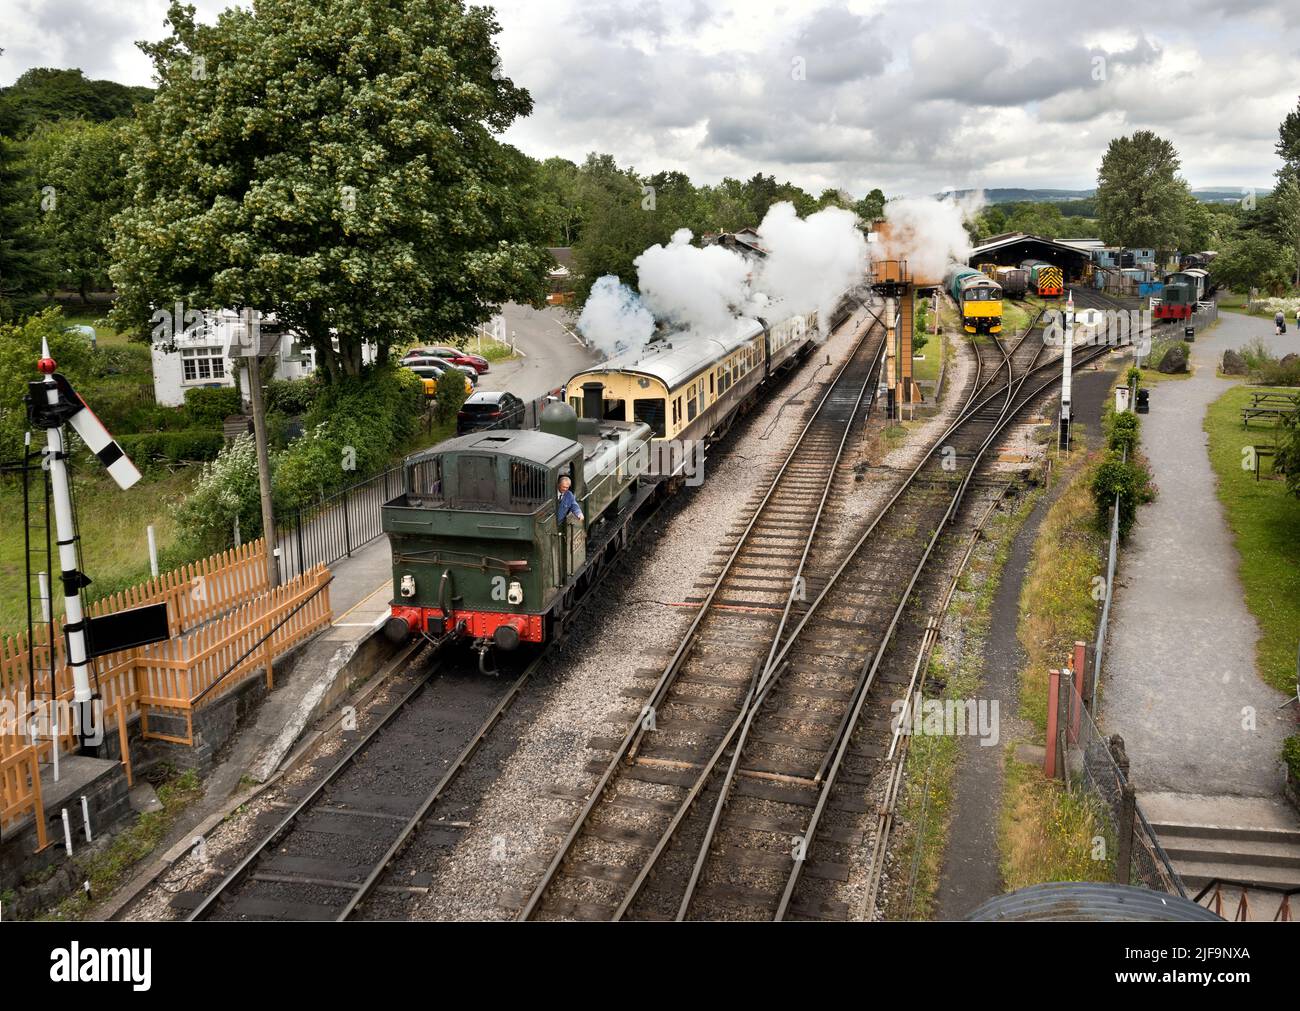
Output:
[582, 381, 605, 422]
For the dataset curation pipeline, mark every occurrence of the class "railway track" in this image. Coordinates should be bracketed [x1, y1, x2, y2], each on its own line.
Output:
[181, 300, 884, 922]
[183, 641, 535, 921]
[520, 305, 1116, 921]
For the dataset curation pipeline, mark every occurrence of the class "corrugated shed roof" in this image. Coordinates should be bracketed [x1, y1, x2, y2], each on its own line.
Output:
[967, 882, 1220, 922]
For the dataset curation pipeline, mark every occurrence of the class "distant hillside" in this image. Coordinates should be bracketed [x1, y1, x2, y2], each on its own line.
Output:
[939, 187, 1270, 204]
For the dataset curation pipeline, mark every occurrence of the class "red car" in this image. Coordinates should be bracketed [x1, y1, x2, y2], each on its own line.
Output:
[401, 345, 489, 374]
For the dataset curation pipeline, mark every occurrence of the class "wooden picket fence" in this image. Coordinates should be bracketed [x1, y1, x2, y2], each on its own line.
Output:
[0, 541, 332, 841]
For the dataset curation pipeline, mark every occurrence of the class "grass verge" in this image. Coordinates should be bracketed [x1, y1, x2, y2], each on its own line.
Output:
[885, 482, 1042, 919]
[999, 445, 1116, 887]
[1204, 386, 1300, 694]
[0, 468, 199, 635]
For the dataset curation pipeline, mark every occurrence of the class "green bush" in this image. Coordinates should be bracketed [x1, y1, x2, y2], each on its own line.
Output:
[433, 370, 469, 424]
[0, 309, 97, 462]
[274, 364, 424, 509]
[90, 344, 151, 378]
[172, 434, 265, 553]
[264, 376, 319, 416]
[119, 429, 225, 464]
[1284, 735, 1300, 784]
[1091, 453, 1156, 539]
[183, 386, 242, 428]
[1106, 410, 1140, 455]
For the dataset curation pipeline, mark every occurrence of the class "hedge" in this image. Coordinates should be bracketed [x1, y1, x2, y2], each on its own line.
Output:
[118, 429, 225, 464]
[183, 386, 242, 428]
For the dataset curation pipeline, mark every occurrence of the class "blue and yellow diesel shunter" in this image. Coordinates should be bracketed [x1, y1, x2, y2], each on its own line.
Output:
[945, 266, 1003, 334]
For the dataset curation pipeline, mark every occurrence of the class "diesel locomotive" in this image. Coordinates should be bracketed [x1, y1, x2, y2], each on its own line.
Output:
[944, 266, 1003, 334]
[1154, 268, 1212, 321]
[1019, 259, 1064, 297]
[381, 302, 848, 661]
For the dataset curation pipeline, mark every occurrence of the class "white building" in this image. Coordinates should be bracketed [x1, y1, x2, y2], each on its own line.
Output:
[150, 309, 372, 407]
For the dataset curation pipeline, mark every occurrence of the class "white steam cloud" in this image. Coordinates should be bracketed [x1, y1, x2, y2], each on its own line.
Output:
[576, 275, 654, 358]
[635, 228, 752, 335]
[754, 203, 869, 333]
[880, 191, 985, 282]
[576, 202, 870, 355]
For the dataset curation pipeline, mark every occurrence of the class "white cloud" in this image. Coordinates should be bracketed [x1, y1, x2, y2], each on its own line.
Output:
[0, 0, 1292, 194]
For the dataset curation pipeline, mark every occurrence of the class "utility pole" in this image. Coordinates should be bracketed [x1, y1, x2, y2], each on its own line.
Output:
[240, 314, 279, 587]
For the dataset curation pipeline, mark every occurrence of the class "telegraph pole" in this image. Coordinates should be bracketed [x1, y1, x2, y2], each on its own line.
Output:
[239, 314, 279, 587]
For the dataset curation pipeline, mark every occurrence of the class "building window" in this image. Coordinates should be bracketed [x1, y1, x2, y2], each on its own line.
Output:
[181, 347, 226, 382]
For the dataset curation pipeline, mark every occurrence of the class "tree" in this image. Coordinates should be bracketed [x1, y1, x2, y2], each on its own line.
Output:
[109, 0, 550, 382]
[1277, 95, 1300, 185]
[1210, 233, 1292, 295]
[570, 153, 655, 304]
[27, 119, 130, 301]
[853, 188, 886, 226]
[0, 68, 152, 137]
[1177, 190, 1215, 254]
[1095, 131, 1190, 251]
[0, 104, 55, 318]
[1273, 176, 1300, 287]
[533, 156, 584, 246]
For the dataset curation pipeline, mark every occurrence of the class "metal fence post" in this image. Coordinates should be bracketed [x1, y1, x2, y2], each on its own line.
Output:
[1057, 670, 1072, 783]
[343, 487, 351, 557]
[295, 511, 304, 580]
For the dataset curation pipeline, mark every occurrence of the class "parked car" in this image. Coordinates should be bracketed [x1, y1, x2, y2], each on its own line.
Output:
[401, 345, 490, 374]
[405, 363, 473, 398]
[403, 356, 479, 385]
[456, 390, 526, 434]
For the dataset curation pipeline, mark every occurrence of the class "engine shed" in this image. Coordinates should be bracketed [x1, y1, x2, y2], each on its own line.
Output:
[968, 232, 1093, 285]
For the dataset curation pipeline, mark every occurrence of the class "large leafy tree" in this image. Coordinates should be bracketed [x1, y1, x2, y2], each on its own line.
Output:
[109, 0, 550, 381]
[1096, 130, 1190, 251]
[1210, 233, 1292, 295]
[570, 153, 656, 304]
[28, 119, 130, 301]
[1277, 94, 1300, 188]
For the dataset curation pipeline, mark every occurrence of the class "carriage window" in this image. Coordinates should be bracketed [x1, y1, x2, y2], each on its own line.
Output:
[709, 373, 714, 396]
[687, 392, 697, 421]
[603, 398, 626, 421]
[570, 396, 582, 417]
[634, 398, 666, 438]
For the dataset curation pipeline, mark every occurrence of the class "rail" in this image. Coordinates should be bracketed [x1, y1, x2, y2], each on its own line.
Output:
[518, 301, 890, 919]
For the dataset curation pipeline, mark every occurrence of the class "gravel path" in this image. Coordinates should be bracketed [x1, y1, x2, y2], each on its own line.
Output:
[1101, 310, 1294, 796]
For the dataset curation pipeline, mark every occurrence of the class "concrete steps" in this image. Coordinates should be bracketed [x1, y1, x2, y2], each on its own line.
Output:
[1140, 791, 1300, 921]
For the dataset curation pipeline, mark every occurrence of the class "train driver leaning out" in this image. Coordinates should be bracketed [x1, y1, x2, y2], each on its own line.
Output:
[556, 473, 584, 524]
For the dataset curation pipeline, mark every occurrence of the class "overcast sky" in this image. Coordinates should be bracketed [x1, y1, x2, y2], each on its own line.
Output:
[2, 0, 1294, 196]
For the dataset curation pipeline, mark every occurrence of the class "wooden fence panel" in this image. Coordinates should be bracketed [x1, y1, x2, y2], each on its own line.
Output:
[0, 550, 330, 833]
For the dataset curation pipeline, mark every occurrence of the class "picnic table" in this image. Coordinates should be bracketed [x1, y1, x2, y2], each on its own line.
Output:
[1241, 389, 1299, 427]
